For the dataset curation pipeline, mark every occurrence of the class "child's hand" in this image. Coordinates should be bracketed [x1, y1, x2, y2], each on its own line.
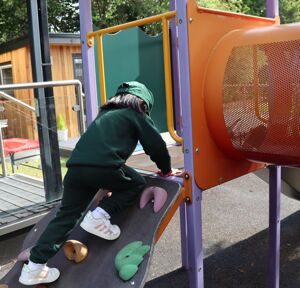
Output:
[157, 168, 183, 177]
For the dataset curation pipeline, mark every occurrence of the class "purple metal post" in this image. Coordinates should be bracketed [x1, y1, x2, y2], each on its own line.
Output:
[169, 0, 188, 268]
[268, 165, 281, 288]
[266, 2, 280, 288]
[266, 0, 279, 18]
[79, 0, 99, 125]
[177, 1, 204, 287]
[169, 0, 182, 137]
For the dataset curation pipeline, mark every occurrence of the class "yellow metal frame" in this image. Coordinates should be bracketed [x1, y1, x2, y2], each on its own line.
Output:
[253, 46, 268, 124]
[86, 11, 183, 144]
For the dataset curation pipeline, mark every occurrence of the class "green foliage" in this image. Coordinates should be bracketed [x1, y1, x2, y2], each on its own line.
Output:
[57, 113, 66, 130]
[0, 157, 68, 179]
[47, 0, 80, 32]
[0, 0, 28, 44]
[199, 0, 265, 16]
[0, 0, 80, 44]
[199, 0, 239, 11]
[1, 0, 300, 45]
[199, 0, 300, 23]
[0, 0, 168, 44]
[92, 0, 169, 35]
[280, 0, 300, 24]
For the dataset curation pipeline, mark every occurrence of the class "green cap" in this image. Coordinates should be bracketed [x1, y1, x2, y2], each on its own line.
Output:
[115, 81, 154, 113]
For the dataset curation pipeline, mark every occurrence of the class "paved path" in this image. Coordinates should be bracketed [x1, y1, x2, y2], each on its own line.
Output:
[145, 172, 300, 287]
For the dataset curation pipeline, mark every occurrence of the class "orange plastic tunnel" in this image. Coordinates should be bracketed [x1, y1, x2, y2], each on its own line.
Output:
[186, 1, 300, 189]
[205, 23, 300, 166]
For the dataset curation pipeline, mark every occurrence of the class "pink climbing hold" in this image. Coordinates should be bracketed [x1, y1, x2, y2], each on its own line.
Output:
[140, 186, 168, 213]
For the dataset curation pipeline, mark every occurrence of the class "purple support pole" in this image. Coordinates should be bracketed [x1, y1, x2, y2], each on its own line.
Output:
[266, 2, 280, 288]
[179, 201, 189, 268]
[268, 165, 281, 288]
[177, 1, 204, 287]
[169, 0, 182, 137]
[266, 0, 279, 18]
[79, 0, 99, 125]
[169, 0, 188, 268]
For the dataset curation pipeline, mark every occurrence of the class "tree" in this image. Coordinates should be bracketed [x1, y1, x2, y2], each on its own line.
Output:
[280, 0, 300, 24]
[199, 0, 265, 16]
[92, 0, 169, 35]
[0, 0, 80, 45]
[200, 0, 300, 23]
[0, 0, 169, 45]
[0, 0, 28, 43]
[1, 0, 300, 45]
[47, 0, 79, 32]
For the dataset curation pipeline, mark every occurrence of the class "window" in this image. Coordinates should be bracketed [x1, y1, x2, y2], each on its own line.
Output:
[0, 63, 14, 96]
[72, 54, 83, 89]
[72, 54, 86, 120]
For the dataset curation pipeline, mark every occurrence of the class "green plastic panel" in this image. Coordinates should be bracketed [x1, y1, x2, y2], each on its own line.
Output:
[95, 27, 167, 132]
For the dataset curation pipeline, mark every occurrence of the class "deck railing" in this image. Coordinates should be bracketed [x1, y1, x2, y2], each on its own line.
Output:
[0, 80, 86, 176]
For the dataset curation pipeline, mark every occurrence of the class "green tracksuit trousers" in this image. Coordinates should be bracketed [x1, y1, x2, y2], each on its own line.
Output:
[30, 165, 146, 263]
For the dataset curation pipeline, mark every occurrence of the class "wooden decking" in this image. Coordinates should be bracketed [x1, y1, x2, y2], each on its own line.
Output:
[0, 174, 57, 235]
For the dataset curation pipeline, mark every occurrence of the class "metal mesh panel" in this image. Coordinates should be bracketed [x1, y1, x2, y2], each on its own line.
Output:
[223, 40, 300, 164]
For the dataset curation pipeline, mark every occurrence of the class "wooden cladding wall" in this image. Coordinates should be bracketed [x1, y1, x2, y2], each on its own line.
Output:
[51, 45, 82, 138]
[0, 46, 36, 140]
[0, 44, 81, 140]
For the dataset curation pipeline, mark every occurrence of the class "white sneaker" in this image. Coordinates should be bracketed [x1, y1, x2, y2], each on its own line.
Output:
[80, 211, 120, 240]
[19, 264, 60, 285]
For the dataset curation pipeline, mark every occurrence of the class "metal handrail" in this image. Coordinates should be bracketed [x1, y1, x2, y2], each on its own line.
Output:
[0, 120, 8, 176]
[87, 11, 177, 39]
[0, 80, 86, 177]
[0, 91, 35, 112]
[253, 46, 268, 124]
[87, 11, 183, 144]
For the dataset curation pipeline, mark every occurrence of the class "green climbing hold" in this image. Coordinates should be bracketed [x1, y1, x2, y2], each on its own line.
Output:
[114, 241, 150, 281]
[119, 264, 139, 281]
[115, 254, 143, 272]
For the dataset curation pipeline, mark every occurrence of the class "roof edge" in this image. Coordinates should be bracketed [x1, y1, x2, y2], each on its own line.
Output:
[0, 33, 81, 54]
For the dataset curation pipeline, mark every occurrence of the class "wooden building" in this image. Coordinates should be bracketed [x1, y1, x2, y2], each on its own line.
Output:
[0, 33, 82, 140]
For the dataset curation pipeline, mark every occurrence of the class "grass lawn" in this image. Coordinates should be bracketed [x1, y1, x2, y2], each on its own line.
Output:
[0, 157, 69, 179]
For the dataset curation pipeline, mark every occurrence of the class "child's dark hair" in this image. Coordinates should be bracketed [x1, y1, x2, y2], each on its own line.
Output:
[101, 93, 149, 114]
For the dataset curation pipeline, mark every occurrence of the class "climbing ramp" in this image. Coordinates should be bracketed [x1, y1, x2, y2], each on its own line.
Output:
[1, 176, 182, 288]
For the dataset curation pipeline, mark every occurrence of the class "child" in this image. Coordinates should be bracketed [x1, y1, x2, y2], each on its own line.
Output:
[19, 81, 177, 285]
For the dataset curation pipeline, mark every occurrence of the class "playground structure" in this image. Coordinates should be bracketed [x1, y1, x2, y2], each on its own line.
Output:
[78, 0, 300, 287]
[2, 0, 300, 287]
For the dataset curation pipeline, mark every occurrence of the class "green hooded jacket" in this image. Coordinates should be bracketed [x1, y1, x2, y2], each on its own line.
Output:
[67, 82, 171, 174]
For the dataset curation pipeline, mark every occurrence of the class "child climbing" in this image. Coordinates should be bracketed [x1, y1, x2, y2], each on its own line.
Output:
[19, 81, 179, 285]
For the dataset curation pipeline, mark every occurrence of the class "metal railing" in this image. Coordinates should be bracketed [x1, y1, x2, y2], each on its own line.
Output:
[0, 80, 86, 133]
[0, 119, 8, 176]
[0, 80, 86, 176]
[0, 91, 36, 112]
